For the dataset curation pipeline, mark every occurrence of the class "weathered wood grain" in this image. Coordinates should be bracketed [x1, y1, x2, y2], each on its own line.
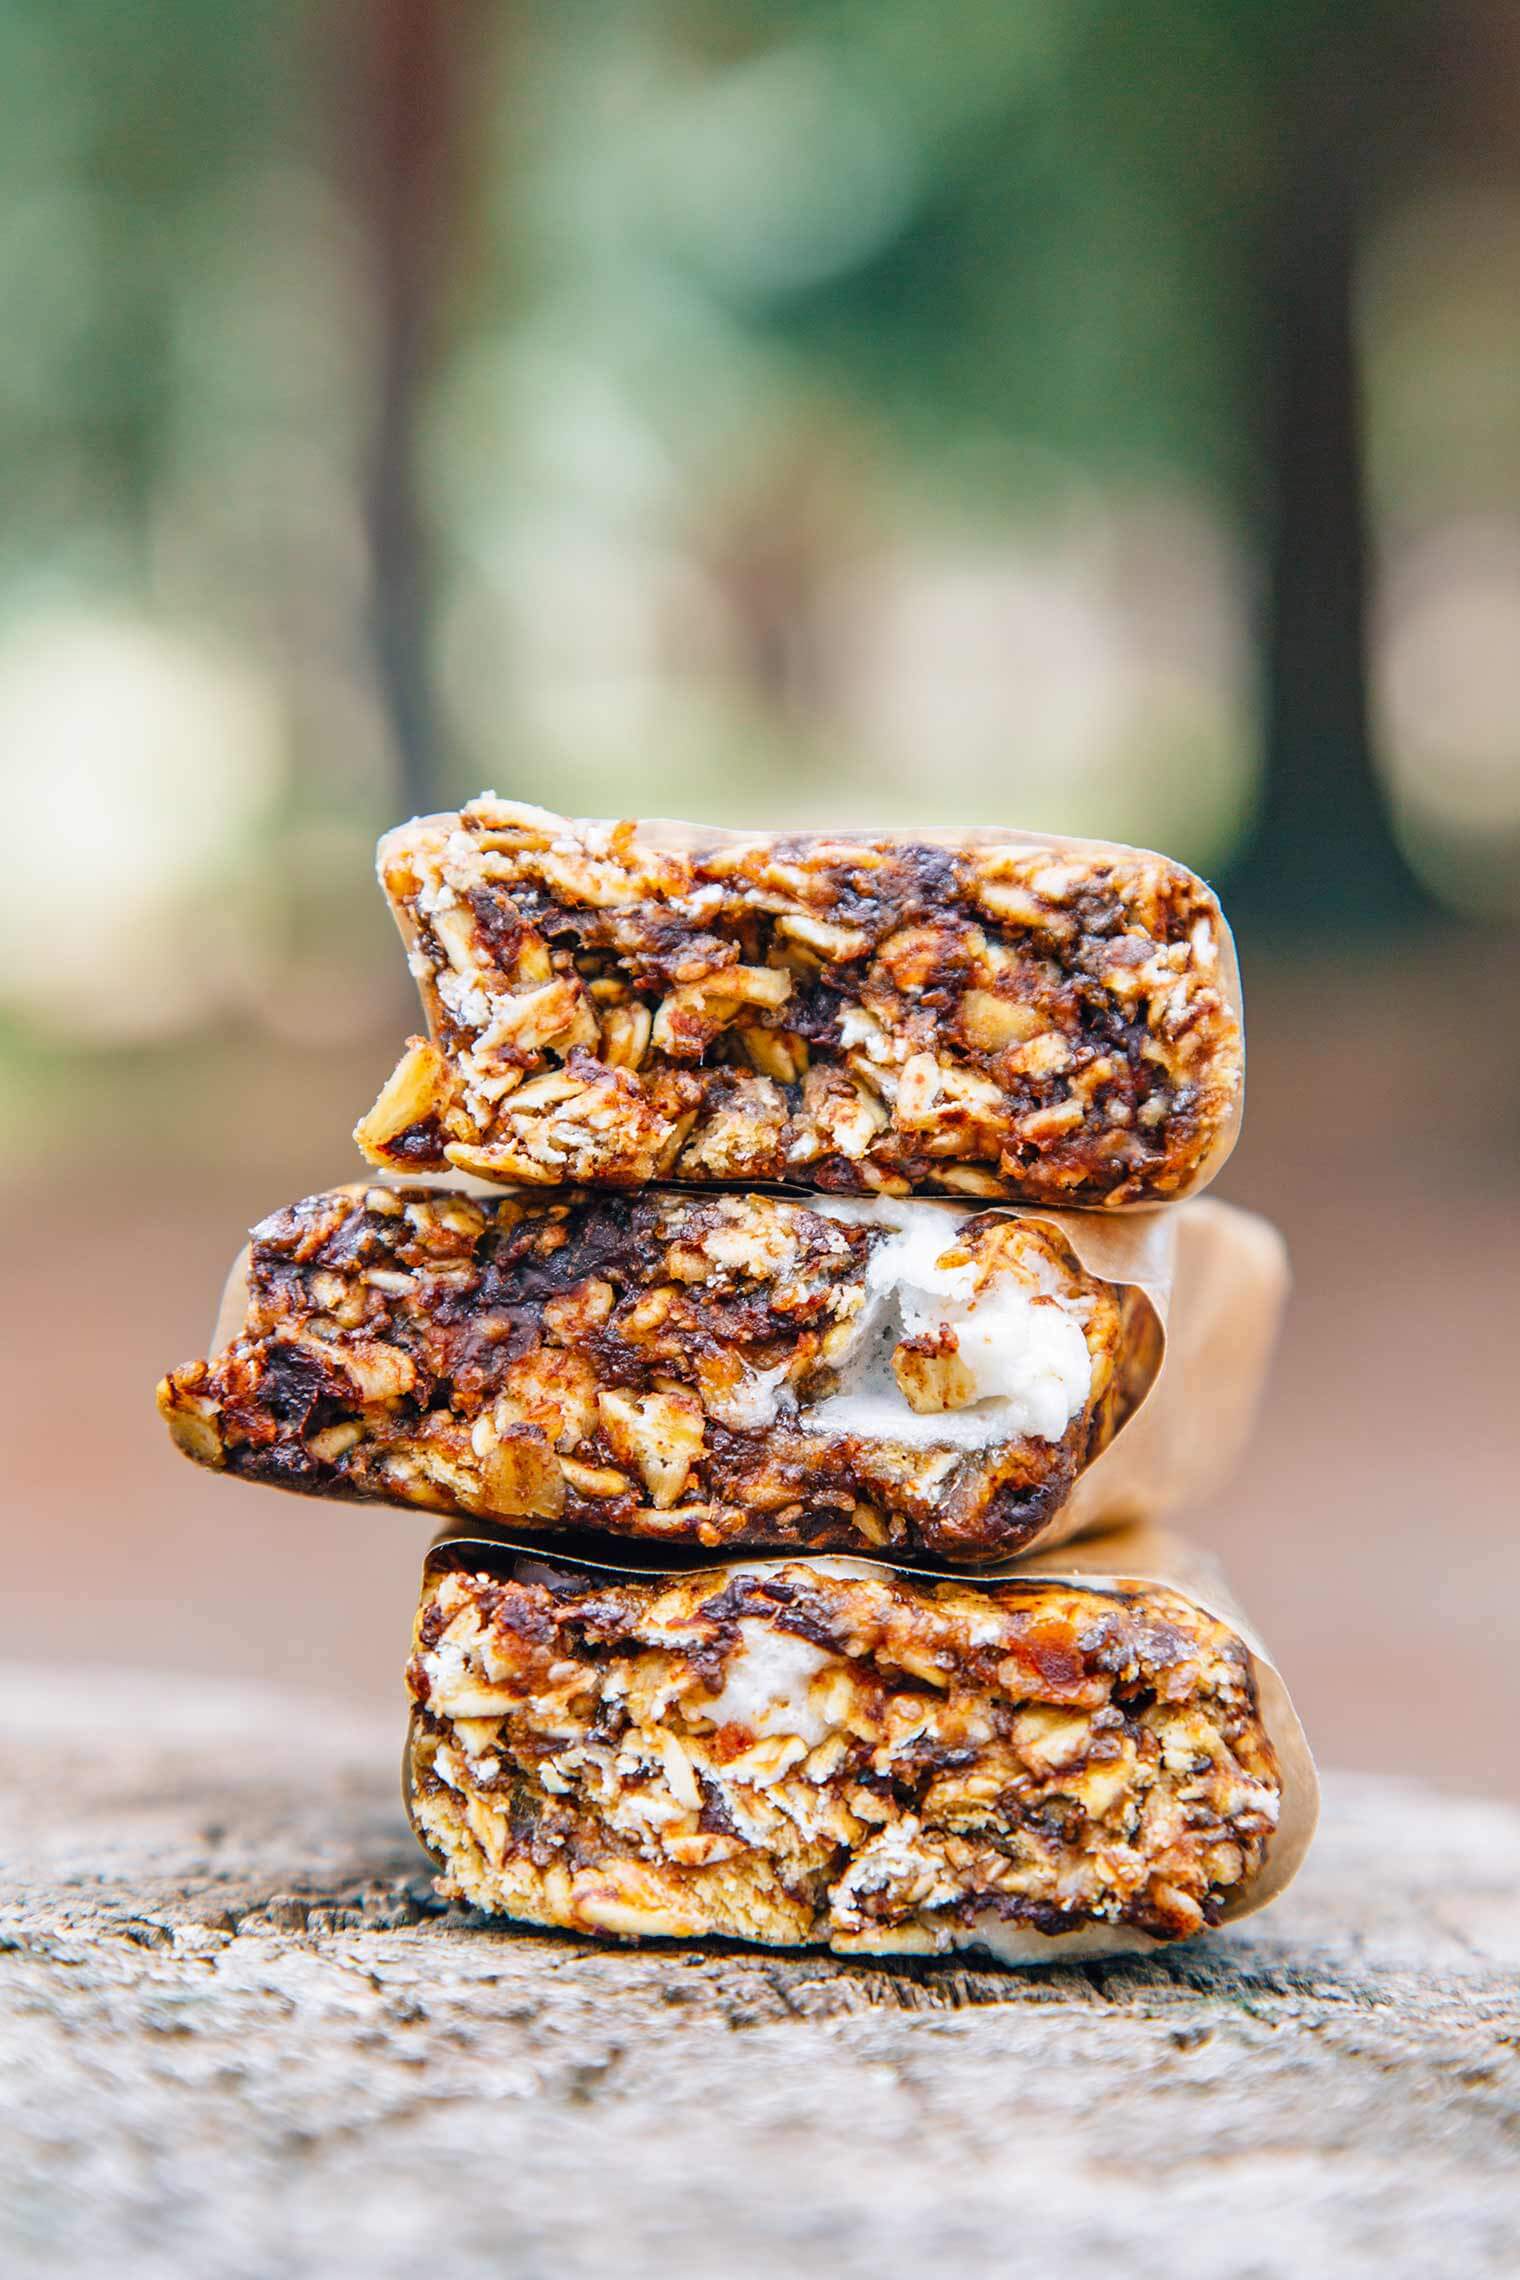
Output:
[2, 1664, 1516, 2279]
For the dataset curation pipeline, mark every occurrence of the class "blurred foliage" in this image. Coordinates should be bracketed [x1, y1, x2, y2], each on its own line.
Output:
[460, 0, 1393, 495]
[0, 0, 1513, 1095]
[0, 1, 289, 579]
[422, 0, 1331, 841]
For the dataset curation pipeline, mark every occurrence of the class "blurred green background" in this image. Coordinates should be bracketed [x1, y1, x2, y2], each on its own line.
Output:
[2, 0, 1517, 1793]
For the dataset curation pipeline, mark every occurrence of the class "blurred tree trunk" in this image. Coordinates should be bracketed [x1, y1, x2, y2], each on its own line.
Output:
[1224, 47, 1428, 930]
[333, 0, 489, 818]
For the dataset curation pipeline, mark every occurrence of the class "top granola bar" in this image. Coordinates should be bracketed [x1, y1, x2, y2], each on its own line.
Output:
[356, 800, 1243, 1209]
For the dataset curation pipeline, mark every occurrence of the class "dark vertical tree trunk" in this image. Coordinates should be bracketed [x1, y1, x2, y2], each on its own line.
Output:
[1224, 54, 1427, 931]
[368, 0, 442, 817]
[331, 0, 487, 819]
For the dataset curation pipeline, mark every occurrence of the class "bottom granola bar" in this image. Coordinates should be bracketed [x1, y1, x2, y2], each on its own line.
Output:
[405, 1546, 1282, 1955]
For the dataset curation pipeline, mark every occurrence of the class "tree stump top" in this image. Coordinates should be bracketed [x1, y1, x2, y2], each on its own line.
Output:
[3, 1664, 1517, 2278]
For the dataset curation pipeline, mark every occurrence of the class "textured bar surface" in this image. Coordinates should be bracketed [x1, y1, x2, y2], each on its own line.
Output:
[405, 1550, 1281, 1954]
[357, 799, 1242, 1208]
[158, 1184, 1155, 1562]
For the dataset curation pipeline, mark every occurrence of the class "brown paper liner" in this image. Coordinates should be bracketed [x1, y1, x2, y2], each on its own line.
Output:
[403, 1517, 1317, 1962]
[1040, 1197, 1288, 1548]
[377, 812, 1246, 1206]
[206, 1188, 1285, 1559]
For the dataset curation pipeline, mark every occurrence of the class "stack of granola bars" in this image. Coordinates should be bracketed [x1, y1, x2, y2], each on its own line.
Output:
[160, 800, 1315, 1961]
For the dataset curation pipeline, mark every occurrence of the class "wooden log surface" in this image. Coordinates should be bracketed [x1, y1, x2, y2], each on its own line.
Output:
[2, 1663, 1517, 2279]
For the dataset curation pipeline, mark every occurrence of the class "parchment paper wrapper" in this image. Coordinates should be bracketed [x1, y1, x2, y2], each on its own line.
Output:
[1042, 1195, 1288, 1549]
[374, 811, 1245, 1207]
[203, 1187, 1285, 1560]
[404, 1517, 1317, 1962]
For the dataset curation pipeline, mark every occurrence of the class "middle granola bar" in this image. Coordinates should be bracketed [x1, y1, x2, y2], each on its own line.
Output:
[158, 1183, 1158, 1563]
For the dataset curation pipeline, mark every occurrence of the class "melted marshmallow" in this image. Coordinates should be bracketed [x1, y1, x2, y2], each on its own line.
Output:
[711, 1356, 795, 1430]
[952, 1916, 1164, 1964]
[696, 1620, 837, 1747]
[800, 1199, 1093, 1449]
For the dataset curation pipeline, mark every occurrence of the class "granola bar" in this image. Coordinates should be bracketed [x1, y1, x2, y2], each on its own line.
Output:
[356, 800, 1242, 1208]
[157, 1184, 1157, 1562]
[405, 1546, 1283, 1953]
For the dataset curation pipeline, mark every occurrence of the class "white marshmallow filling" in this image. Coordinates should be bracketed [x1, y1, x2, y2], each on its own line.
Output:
[733, 1199, 1095, 1452]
